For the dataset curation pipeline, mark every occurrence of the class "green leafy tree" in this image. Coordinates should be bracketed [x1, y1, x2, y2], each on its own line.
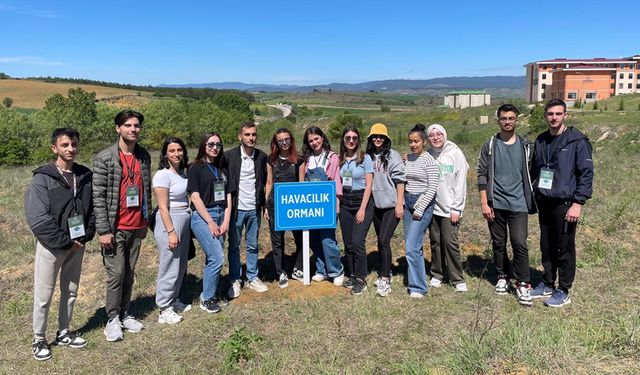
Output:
[380, 105, 391, 112]
[618, 98, 625, 111]
[593, 101, 598, 110]
[328, 113, 364, 140]
[528, 104, 547, 135]
[0, 107, 35, 164]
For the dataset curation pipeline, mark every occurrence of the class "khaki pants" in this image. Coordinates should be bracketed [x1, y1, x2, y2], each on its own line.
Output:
[33, 241, 85, 340]
[102, 228, 146, 319]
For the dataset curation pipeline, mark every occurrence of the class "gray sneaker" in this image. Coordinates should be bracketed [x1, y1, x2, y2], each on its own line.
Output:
[121, 315, 144, 333]
[104, 317, 123, 342]
[248, 278, 269, 293]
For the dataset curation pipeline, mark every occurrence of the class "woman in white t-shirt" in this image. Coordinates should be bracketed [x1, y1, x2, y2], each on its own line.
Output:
[153, 137, 191, 324]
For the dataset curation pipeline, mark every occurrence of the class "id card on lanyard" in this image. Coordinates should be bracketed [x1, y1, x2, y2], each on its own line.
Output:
[122, 152, 140, 207]
[207, 164, 226, 201]
[539, 135, 560, 190]
[57, 166, 85, 239]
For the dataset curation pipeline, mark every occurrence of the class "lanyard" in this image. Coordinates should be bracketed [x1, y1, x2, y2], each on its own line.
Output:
[206, 163, 219, 180]
[55, 165, 78, 214]
[120, 151, 137, 184]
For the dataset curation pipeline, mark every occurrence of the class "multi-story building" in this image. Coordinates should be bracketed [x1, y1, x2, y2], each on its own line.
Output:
[524, 55, 640, 104]
[443, 90, 490, 109]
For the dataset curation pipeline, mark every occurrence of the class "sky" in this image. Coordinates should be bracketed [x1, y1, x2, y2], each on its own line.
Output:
[1, 0, 638, 86]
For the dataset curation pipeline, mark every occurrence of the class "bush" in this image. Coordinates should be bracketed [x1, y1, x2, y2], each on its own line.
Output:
[328, 113, 364, 140]
[528, 104, 547, 135]
[380, 105, 391, 112]
[2, 97, 12, 108]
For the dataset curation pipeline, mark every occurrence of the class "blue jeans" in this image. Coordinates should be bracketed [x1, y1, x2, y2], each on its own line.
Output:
[310, 228, 344, 278]
[228, 209, 260, 282]
[191, 206, 225, 301]
[404, 193, 435, 295]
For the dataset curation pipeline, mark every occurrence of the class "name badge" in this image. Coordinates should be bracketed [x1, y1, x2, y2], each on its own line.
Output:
[342, 170, 353, 187]
[538, 168, 554, 190]
[126, 186, 140, 207]
[214, 181, 225, 201]
[68, 215, 85, 239]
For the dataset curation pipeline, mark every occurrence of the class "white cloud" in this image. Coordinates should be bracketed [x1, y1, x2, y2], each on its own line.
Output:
[0, 56, 67, 66]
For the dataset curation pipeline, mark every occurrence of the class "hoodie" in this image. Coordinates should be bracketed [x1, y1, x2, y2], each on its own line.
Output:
[428, 141, 468, 218]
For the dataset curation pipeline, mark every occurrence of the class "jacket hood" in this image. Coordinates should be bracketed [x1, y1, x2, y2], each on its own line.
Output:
[32, 162, 92, 182]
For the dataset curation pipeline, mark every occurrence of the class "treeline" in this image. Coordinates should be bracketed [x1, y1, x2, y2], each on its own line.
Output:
[22, 76, 254, 102]
[0, 88, 254, 165]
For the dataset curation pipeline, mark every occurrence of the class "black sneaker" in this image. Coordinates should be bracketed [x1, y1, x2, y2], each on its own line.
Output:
[278, 273, 289, 289]
[351, 279, 367, 295]
[199, 299, 221, 313]
[343, 276, 356, 289]
[291, 268, 304, 282]
[214, 296, 229, 307]
[54, 330, 87, 348]
[32, 339, 52, 361]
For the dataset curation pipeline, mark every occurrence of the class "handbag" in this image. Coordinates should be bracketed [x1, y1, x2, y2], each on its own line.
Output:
[148, 206, 159, 231]
[372, 171, 397, 209]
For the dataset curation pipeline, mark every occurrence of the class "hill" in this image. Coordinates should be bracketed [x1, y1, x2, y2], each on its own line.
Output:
[160, 76, 525, 96]
[0, 79, 152, 109]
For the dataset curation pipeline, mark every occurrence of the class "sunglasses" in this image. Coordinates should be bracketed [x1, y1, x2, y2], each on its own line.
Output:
[277, 138, 291, 145]
[344, 136, 359, 143]
[206, 142, 223, 149]
[370, 135, 386, 140]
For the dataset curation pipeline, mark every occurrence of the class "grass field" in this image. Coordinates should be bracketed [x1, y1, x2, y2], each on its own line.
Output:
[0, 79, 152, 109]
[1, 96, 639, 374]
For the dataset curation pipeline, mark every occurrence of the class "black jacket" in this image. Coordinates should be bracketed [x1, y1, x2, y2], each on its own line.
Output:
[224, 146, 268, 212]
[531, 127, 594, 204]
[25, 162, 96, 250]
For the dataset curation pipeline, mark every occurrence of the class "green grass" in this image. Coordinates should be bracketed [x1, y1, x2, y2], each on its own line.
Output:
[1, 100, 639, 374]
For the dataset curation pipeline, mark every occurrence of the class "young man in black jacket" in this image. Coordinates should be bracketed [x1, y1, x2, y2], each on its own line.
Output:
[531, 99, 594, 307]
[25, 128, 95, 361]
[225, 122, 268, 298]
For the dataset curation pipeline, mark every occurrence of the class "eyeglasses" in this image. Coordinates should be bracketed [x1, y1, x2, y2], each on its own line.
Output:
[428, 133, 443, 139]
[277, 138, 291, 145]
[370, 135, 385, 140]
[344, 136, 359, 143]
[498, 117, 517, 123]
[206, 142, 223, 149]
[545, 112, 565, 116]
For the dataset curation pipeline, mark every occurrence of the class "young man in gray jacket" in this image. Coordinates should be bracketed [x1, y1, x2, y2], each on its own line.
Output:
[93, 110, 152, 341]
[25, 128, 95, 360]
[477, 104, 537, 306]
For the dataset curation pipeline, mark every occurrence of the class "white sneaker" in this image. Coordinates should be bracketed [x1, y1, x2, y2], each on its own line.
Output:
[228, 280, 242, 299]
[103, 317, 123, 342]
[312, 273, 327, 282]
[409, 292, 425, 298]
[429, 277, 443, 288]
[333, 274, 344, 287]
[121, 315, 144, 333]
[172, 299, 192, 313]
[376, 279, 391, 297]
[516, 282, 533, 307]
[248, 278, 269, 293]
[454, 282, 468, 292]
[495, 278, 509, 295]
[158, 307, 183, 324]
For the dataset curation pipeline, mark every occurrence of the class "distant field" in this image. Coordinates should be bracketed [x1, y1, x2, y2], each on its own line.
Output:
[0, 79, 153, 109]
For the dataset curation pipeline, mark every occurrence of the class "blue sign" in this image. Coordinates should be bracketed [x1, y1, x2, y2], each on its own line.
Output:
[274, 181, 337, 231]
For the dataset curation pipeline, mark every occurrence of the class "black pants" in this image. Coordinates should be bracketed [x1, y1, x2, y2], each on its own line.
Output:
[267, 203, 303, 275]
[372, 206, 399, 278]
[339, 188, 373, 280]
[538, 198, 577, 291]
[488, 209, 530, 283]
[429, 215, 464, 284]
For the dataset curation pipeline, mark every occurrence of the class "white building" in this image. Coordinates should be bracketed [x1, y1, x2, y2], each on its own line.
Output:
[444, 91, 490, 109]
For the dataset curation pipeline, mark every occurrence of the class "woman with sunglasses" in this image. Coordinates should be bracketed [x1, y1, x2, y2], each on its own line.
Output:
[301, 126, 345, 286]
[365, 123, 406, 297]
[338, 127, 374, 295]
[264, 128, 305, 288]
[403, 124, 439, 298]
[426, 124, 469, 292]
[153, 137, 191, 324]
[187, 133, 232, 313]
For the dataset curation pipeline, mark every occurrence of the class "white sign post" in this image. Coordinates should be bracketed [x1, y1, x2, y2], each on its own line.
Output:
[274, 181, 337, 286]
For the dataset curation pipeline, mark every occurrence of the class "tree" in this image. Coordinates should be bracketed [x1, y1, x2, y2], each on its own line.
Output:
[618, 98, 625, 111]
[2, 97, 12, 108]
[380, 105, 391, 112]
[592, 101, 598, 110]
[328, 113, 364, 140]
[528, 104, 547, 135]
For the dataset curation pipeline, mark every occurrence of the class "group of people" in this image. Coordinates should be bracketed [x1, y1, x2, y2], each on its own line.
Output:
[25, 98, 593, 361]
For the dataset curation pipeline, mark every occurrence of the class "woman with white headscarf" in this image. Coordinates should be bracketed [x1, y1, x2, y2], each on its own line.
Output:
[426, 124, 469, 292]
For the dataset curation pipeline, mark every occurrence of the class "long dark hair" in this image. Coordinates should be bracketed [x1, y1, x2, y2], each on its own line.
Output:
[339, 126, 364, 165]
[192, 132, 224, 169]
[301, 126, 331, 161]
[366, 134, 391, 170]
[158, 137, 189, 171]
[269, 128, 299, 164]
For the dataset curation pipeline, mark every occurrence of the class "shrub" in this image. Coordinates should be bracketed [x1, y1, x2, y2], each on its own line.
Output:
[380, 105, 391, 112]
[2, 97, 12, 108]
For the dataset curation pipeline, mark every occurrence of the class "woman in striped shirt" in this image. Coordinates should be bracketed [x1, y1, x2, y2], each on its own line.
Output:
[403, 124, 439, 298]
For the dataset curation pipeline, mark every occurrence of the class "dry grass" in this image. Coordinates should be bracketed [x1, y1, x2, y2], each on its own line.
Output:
[0, 79, 152, 109]
[1, 111, 639, 374]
